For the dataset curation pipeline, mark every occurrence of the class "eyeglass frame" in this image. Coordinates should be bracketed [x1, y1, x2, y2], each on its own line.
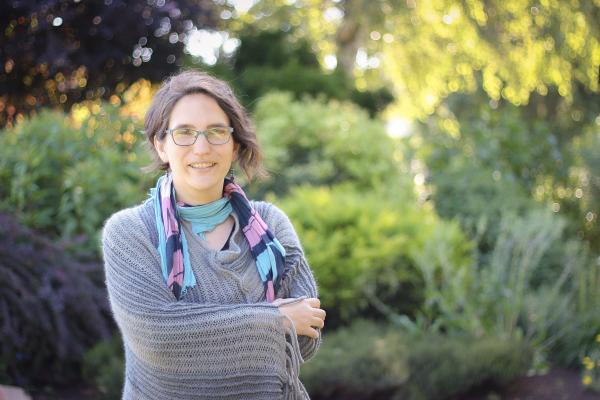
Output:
[165, 126, 234, 146]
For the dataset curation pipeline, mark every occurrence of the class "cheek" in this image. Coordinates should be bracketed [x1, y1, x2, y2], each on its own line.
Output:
[161, 146, 186, 168]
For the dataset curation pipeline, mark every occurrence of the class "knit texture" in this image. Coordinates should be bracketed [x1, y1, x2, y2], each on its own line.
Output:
[102, 199, 320, 399]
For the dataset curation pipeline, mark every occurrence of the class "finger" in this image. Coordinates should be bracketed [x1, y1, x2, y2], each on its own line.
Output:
[314, 309, 326, 320]
[311, 317, 325, 329]
[306, 298, 320, 308]
[306, 327, 320, 339]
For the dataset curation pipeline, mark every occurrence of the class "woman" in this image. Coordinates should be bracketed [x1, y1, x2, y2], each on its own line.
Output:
[101, 70, 325, 399]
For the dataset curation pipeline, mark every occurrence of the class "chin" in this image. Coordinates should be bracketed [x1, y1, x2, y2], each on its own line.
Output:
[188, 177, 225, 192]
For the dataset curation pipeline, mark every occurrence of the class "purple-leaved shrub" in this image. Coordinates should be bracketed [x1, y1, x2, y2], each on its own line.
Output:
[0, 213, 113, 386]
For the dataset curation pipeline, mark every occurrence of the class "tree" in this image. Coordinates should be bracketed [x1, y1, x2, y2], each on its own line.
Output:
[0, 0, 218, 127]
[192, 27, 394, 115]
[234, 0, 600, 246]
[238, 0, 599, 117]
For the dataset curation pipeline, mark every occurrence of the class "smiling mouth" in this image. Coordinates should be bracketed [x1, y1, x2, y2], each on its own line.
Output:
[189, 162, 216, 169]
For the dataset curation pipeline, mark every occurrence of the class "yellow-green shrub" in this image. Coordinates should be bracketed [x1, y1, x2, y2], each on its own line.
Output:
[0, 106, 154, 256]
[251, 92, 400, 198]
[273, 184, 473, 327]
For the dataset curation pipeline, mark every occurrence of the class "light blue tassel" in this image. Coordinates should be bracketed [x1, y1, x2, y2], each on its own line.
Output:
[151, 178, 169, 282]
[255, 239, 286, 282]
[179, 230, 197, 295]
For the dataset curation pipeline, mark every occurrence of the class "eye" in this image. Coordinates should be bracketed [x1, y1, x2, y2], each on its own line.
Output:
[173, 128, 196, 136]
[207, 127, 230, 136]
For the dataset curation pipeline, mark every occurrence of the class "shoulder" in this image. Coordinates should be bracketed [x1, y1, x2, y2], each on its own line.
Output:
[102, 200, 155, 248]
[250, 200, 301, 250]
[251, 200, 289, 225]
[250, 200, 293, 233]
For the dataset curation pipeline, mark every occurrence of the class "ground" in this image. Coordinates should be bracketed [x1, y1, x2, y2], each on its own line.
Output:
[460, 368, 600, 400]
[27, 368, 600, 400]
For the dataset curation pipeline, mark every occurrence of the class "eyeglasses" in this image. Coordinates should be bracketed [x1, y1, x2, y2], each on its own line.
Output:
[166, 126, 233, 146]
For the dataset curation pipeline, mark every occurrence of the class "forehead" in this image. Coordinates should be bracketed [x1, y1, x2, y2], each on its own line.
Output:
[168, 93, 229, 126]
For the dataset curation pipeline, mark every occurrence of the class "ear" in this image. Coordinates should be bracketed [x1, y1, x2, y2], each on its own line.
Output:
[232, 142, 239, 162]
[154, 135, 169, 163]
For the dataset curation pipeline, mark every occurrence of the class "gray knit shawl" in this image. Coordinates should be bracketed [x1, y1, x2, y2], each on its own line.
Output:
[101, 199, 320, 399]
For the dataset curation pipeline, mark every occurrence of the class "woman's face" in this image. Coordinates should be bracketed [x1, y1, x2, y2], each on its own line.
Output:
[154, 92, 238, 205]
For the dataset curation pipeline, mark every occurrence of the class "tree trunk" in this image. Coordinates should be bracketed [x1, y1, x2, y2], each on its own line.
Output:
[335, 0, 363, 77]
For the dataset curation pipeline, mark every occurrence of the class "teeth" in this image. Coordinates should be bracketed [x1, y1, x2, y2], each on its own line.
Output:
[189, 162, 215, 168]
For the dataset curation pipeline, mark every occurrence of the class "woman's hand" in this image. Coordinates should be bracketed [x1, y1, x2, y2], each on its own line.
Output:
[276, 298, 325, 339]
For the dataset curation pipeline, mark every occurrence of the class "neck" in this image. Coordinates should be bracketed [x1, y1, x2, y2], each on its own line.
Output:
[172, 182, 224, 206]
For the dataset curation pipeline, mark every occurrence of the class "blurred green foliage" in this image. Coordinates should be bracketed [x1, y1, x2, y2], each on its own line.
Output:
[542, 296, 600, 370]
[82, 335, 124, 400]
[195, 29, 394, 116]
[301, 319, 532, 400]
[251, 92, 400, 198]
[301, 320, 409, 399]
[0, 106, 154, 256]
[408, 207, 600, 371]
[580, 333, 600, 392]
[401, 332, 532, 400]
[562, 125, 600, 246]
[414, 99, 556, 245]
[402, 89, 600, 373]
[412, 91, 600, 250]
[245, 1, 600, 118]
[233, 29, 321, 71]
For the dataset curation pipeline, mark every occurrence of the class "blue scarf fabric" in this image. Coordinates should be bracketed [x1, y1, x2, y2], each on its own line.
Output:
[177, 197, 232, 240]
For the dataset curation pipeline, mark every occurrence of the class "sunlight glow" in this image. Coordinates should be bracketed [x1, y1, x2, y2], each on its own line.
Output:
[386, 116, 412, 138]
[228, 0, 257, 13]
[185, 29, 223, 65]
[324, 54, 337, 70]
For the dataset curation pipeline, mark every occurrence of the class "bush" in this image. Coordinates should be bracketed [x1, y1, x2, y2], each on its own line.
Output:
[417, 209, 566, 336]
[274, 184, 473, 328]
[302, 320, 532, 400]
[0, 213, 113, 386]
[0, 105, 153, 257]
[251, 92, 401, 198]
[235, 64, 394, 117]
[427, 161, 532, 253]
[423, 92, 600, 250]
[400, 333, 532, 400]
[237, 64, 351, 107]
[408, 207, 600, 371]
[549, 240, 600, 367]
[562, 125, 600, 249]
[301, 320, 408, 399]
[552, 313, 600, 368]
[581, 333, 600, 392]
[407, 96, 600, 367]
[83, 335, 125, 400]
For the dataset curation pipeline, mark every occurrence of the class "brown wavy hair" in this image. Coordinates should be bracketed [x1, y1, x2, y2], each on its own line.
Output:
[143, 70, 266, 181]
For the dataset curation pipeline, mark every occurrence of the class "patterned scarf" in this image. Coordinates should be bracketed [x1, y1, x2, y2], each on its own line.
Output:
[151, 174, 286, 302]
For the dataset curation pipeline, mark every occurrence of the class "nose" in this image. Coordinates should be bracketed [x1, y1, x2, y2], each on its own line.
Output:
[191, 132, 211, 154]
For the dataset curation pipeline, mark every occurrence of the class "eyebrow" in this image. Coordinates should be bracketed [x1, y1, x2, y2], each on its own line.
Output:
[172, 123, 229, 129]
